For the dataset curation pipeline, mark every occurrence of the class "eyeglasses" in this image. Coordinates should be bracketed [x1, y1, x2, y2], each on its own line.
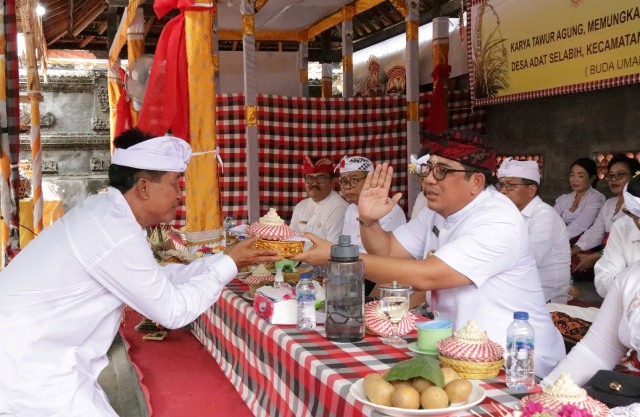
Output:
[417, 164, 474, 181]
[304, 174, 331, 185]
[496, 181, 530, 191]
[605, 172, 630, 181]
[339, 176, 367, 188]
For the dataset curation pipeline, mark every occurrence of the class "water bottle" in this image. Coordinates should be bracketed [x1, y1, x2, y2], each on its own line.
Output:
[325, 235, 365, 342]
[272, 268, 290, 289]
[296, 273, 316, 330]
[505, 311, 535, 390]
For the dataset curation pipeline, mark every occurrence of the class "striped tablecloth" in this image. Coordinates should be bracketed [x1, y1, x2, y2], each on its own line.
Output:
[192, 279, 533, 417]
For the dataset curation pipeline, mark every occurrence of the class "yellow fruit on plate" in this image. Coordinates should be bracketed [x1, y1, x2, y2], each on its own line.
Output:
[441, 367, 460, 386]
[411, 377, 435, 394]
[420, 386, 449, 409]
[364, 378, 395, 407]
[392, 386, 421, 409]
[444, 378, 473, 403]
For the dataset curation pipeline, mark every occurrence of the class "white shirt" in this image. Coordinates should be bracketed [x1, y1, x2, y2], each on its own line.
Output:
[290, 190, 348, 244]
[410, 192, 428, 220]
[554, 187, 606, 239]
[393, 188, 566, 377]
[342, 202, 407, 252]
[575, 197, 624, 251]
[521, 196, 571, 304]
[544, 259, 640, 386]
[0, 188, 237, 416]
[594, 215, 640, 298]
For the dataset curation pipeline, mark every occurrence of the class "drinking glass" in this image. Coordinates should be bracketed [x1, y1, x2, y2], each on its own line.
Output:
[378, 281, 412, 345]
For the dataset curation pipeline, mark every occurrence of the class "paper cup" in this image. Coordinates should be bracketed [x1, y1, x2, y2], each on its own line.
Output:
[417, 320, 452, 353]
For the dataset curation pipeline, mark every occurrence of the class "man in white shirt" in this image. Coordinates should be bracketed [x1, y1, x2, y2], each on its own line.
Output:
[0, 129, 281, 417]
[594, 175, 640, 298]
[497, 158, 571, 303]
[290, 156, 348, 244]
[338, 155, 406, 295]
[294, 129, 565, 377]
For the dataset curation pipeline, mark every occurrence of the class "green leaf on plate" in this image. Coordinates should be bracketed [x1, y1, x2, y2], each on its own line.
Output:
[384, 356, 444, 387]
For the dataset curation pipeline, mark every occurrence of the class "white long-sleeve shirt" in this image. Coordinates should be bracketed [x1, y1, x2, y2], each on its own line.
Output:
[594, 215, 640, 298]
[554, 187, 606, 240]
[342, 202, 406, 252]
[393, 188, 566, 377]
[290, 190, 348, 244]
[575, 197, 624, 251]
[0, 188, 237, 417]
[521, 196, 571, 304]
[544, 259, 640, 387]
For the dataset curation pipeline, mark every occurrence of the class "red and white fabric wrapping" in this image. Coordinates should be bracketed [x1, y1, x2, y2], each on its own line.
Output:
[436, 334, 504, 362]
[521, 392, 609, 417]
[246, 222, 296, 241]
[245, 273, 275, 287]
[364, 300, 416, 337]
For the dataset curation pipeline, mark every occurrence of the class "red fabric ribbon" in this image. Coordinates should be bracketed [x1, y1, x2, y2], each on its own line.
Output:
[136, 0, 210, 141]
[425, 64, 451, 135]
[115, 68, 133, 138]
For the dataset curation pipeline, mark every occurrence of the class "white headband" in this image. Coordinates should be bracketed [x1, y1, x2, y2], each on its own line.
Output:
[623, 182, 640, 217]
[497, 157, 540, 184]
[336, 155, 374, 173]
[111, 136, 192, 172]
[409, 153, 430, 174]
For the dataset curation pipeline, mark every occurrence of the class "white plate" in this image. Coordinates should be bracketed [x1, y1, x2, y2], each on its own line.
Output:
[242, 291, 254, 301]
[350, 378, 486, 417]
[407, 341, 438, 356]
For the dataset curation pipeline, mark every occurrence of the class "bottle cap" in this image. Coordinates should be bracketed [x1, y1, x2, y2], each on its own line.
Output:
[330, 235, 360, 260]
[299, 272, 312, 280]
[513, 311, 529, 320]
[274, 268, 284, 283]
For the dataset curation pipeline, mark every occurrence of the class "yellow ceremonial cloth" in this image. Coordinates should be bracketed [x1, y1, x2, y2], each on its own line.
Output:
[184, 4, 222, 234]
[17, 198, 64, 249]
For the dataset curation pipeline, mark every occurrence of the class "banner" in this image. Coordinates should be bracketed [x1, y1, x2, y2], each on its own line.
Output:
[468, 0, 640, 105]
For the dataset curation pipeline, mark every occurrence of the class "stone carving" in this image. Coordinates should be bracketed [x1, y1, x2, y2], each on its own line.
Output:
[19, 133, 111, 151]
[42, 161, 59, 174]
[91, 118, 110, 131]
[19, 106, 57, 131]
[90, 157, 110, 172]
[96, 85, 109, 112]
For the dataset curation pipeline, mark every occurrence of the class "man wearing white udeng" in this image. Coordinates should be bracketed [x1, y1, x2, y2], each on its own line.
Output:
[496, 158, 571, 304]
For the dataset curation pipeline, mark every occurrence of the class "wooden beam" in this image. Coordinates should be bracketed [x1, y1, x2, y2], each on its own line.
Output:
[72, 2, 106, 37]
[79, 35, 95, 48]
[144, 16, 155, 37]
[217, 29, 301, 42]
[307, 0, 386, 40]
[97, 19, 108, 34]
[67, 0, 74, 35]
[255, 0, 268, 13]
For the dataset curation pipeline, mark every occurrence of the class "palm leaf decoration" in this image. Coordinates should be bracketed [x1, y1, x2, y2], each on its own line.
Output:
[473, 2, 509, 99]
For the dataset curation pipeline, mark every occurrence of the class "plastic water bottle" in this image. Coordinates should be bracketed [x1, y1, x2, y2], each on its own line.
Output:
[505, 311, 535, 390]
[272, 268, 290, 289]
[296, 273, 316, 330]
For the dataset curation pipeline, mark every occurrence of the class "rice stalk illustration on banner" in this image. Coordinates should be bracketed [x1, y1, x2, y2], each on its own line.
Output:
[472, 0, 509, 99]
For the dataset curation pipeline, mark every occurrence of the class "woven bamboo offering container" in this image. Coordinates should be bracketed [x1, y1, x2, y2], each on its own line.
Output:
[437, 355, 503, 379]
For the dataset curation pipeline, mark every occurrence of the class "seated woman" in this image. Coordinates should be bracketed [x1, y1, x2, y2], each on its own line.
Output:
[554, 157, 606, 244]
[571, 154, 640, 275]
[543, 256, 640, 386]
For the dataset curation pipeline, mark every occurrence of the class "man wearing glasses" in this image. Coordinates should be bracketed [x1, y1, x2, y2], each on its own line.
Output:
[294, 129, 565, 377]
[290, 156, 348, 244]
[497, 158, 571, 304]
[337, 155, 407, 296]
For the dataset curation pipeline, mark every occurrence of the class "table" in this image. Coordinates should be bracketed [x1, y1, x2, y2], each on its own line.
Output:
[192, 279, 532, 417]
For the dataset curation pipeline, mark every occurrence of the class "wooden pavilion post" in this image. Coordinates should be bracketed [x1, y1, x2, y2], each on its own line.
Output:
[183, 0, 223, 245]
[127, 7, 145, 125]
[18, 0, 44, 235]
[404, 0, 421, 210]
[242, 0, 259, 222]
[341, 4, 354, 98]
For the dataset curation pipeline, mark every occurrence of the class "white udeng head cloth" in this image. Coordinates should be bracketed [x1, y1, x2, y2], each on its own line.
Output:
[336, 155, 374, 173]
[111, 136, 192, 172]
[623, 182, 640, 217]
[497, 157, 541, 184]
